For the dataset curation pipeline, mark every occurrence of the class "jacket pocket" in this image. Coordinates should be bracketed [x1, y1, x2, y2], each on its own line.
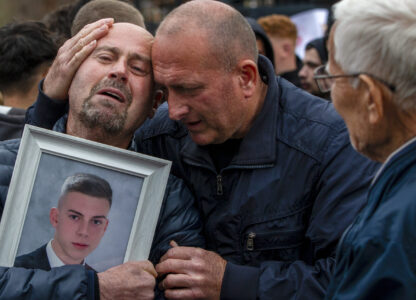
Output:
[242, 227, 305, 265]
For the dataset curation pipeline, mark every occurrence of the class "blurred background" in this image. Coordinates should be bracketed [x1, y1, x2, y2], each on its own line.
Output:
[0, 0, 337, 29]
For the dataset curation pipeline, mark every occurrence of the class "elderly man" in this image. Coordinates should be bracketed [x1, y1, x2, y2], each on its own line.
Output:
[0, 19, 203, 300]
[27, 1, 379, 299]
[313, 0, 416, 299]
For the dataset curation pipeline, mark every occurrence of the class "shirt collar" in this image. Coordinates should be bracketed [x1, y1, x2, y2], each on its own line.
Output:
[46, 240, 86, 268]
[371, 136, 416, 186]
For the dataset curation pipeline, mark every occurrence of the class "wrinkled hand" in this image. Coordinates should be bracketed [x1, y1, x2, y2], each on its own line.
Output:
[98, 260, 157, 300]
[156, 241, 227, 300]
[43, 18, 114, 100]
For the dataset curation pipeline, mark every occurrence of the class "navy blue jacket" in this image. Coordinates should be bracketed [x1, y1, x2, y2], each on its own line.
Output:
[0, 118, 204, 299]
[326, 138, 416, 300]
[134, 56, 380, 299]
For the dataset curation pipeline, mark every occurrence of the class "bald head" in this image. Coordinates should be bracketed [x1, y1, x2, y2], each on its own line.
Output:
[156, 0, 257, 71]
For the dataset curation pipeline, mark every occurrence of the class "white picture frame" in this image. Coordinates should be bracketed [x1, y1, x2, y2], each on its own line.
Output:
[0, 125, 171, 271]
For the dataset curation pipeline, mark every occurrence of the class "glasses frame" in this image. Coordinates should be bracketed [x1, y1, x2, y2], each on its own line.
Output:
[313, 65, 396, 94]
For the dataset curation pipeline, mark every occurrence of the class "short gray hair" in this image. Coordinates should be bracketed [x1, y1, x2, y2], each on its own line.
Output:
[333, 0, 416, 109]
[156, 0, 257, 72]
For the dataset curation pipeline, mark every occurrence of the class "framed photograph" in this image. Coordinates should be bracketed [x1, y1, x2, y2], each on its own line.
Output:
[0, 125, 171, 272]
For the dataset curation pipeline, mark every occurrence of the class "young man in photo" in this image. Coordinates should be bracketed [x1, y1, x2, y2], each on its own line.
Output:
[15, 173, 112, 271]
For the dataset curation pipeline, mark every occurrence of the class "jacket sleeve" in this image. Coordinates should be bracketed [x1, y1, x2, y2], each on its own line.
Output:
[221, 131, 380, 300]
[25, 80, 68, 129]
[326, 238, 416, 300]
[0, 265, 95, 299]
[148, 174, 205, 265]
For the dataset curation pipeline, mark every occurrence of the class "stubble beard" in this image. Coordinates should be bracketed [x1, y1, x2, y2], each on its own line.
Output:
[78, 79, 132, 135]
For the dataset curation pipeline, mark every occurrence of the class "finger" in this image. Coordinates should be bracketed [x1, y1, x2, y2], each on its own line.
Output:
[159, 246, 197, 263]
[162, 273, 194, 290]
[68, 39, 97, 66]
[156, 258, 192, 275]
[164, 288, 198, 300]
[137, 260, 158, 278]
[170, 240, 179, 247]
[65, 18, 113, 50]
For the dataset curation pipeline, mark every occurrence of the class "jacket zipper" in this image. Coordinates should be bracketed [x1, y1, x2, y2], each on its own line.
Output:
[246, 232, 256, 251]
[217, 174, 223, 195]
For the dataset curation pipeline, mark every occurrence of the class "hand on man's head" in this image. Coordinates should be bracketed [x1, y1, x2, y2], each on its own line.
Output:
[156, 241, 227, 300]
[43, 18, 114, 101]
[98, 260, 157, 300]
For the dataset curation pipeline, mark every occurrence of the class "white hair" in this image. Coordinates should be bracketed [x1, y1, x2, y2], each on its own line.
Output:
[333, 0, 416, 109]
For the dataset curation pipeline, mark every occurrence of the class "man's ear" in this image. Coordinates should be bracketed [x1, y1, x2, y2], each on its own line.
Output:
[237, 59, 258, 98]
[148, 89, 164, 119]
[359, 74, 385, 125]
[50, 207, 59, 228]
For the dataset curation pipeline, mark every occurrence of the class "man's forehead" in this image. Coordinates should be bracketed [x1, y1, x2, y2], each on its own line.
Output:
[97, 23, 152, 55]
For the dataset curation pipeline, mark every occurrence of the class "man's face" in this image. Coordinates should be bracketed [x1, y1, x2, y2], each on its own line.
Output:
[299, 48, 322, 95]
[328, 27, 387, 160]
[152, 30, 249, 145]
[68, 23, 154, 136]
[50, 191, 110, 264]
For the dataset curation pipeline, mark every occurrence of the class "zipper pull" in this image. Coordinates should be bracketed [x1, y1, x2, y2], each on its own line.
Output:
[247, 232, 256, 251]
[217, 174, 223, 195]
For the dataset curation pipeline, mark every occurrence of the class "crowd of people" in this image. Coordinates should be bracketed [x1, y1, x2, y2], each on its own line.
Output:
[0, 0, 415, 299]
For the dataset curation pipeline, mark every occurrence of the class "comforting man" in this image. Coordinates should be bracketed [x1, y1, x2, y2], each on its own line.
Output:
[0, 19, 202, 300]
[313, 0, 416, 298]
[15, 173, 112, 271]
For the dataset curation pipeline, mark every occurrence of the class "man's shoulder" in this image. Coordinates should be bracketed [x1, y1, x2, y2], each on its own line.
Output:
[0, 138, 21, 165]
[135, 102, 187, 141]
[14, 244, 49, 269]
[275, 78, 349, 162]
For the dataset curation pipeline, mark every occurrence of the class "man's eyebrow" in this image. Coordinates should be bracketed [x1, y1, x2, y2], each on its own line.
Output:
[67, 209, 107, 219]
[93, 45, 150, 63]
[93, 46, 120, 55]
[129, 53, 151, 64]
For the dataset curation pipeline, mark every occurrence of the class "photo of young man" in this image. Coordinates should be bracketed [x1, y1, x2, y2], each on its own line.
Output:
[14, 173, 112, 271]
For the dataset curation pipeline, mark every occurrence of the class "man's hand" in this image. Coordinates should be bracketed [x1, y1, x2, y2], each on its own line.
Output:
[43, 18, 114, 100]
[98, 260, 157, 300]
[156, 241, 227, 300]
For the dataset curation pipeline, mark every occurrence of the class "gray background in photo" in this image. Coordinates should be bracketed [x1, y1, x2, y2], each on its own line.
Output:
[17, 152, 143, 272]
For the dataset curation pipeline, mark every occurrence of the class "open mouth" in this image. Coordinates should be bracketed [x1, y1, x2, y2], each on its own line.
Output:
[98, 88, 125, 103]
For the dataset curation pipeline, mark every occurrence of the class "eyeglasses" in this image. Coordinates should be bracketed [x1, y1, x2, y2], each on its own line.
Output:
[313, 65, 396, 94]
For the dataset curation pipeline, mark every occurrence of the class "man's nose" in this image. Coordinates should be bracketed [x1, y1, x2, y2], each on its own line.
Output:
[168, 93, 190, 121]
[108, 60, 128, 83]
[77, 220, 89, 237]
[298, 66, 307, 78]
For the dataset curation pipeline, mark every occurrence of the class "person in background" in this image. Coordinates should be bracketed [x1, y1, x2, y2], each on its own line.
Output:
[246, 17, 275, 68]
[299, 37, 330, 99]
[0, 21, 57, 141]
[315, 0, 416, 298]
[258, 14, 302, 86]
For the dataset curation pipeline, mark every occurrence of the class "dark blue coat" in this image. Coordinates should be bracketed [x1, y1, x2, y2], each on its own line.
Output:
[0, 118, 204, 299]
[326, 138, 416, 300]
[134, 56, 380, 299]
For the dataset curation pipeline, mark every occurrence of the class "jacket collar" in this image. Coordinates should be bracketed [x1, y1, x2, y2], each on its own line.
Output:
[53, 114, 136, 151]
[181, 55, 280, 169]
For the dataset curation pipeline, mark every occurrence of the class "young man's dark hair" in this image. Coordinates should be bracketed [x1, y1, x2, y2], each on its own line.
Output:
[0, 21, 57, 100]
[60, 173, 113, 207]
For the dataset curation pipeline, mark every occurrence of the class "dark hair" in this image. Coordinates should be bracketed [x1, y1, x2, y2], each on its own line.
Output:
[71, 0, 145, 36]
[0, 21, 57, 94]
[60, 173, 113, 207]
